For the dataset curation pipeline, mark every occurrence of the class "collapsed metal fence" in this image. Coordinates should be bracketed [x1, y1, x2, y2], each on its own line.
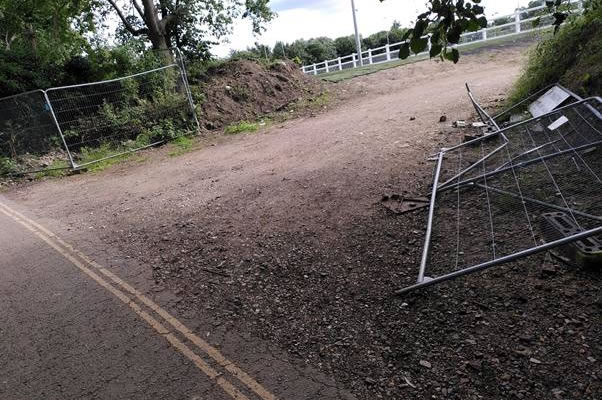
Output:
[0, 48, 199, 173]
[398, 95, 602, 294]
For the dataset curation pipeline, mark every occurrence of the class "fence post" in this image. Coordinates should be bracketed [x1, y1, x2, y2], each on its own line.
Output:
[428, 36, 432, 53]
[313, 64, 317, 75]
[325, 61, 329, 73]
[337, 57, 342, 70]
[481, 27, 487, 41]
[368, 49, 372, 64]
[173, 48, 200, 132]
[515, 9, 521, 33]
[352, 54, 357, 68]
[42, 90, 77, 169]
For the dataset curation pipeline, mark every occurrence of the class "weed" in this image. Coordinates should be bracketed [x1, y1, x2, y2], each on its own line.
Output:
[168, 136, 199, 157]
[0, 156, 18, 176]
[77, 143, 133, 172]
[34, 160, 70, 178]
[224, 121, 259, 135]
[508, 7, 602, 104]
[228, 86, 251, 102]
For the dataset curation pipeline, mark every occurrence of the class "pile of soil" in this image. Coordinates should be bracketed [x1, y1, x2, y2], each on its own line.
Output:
[194, 60, 323, 130]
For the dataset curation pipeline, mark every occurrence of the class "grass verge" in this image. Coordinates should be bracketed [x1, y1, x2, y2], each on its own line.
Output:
[508, 8, 601, 104]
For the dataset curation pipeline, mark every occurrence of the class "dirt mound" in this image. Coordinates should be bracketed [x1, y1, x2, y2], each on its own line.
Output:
[194, 60, 323, 130]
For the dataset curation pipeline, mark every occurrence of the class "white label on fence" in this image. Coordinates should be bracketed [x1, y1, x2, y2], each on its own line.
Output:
[547, 115, 569, 131]
[528, 86, 571, 117]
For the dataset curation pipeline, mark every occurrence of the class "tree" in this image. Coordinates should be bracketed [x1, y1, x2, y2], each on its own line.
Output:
[104, 0, 274, 58]
[334, 36, 356, 57]
[274, 41, 287, 58]
[304, 37, 337, 64]
[285, 39, 310, 64]
[0, 0, 96, 61]
[389, 21, 408, 43]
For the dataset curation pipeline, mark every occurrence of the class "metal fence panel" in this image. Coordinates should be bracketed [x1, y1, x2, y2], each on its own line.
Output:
[0, 90, 61, 162]
[45, 64, 197, 168]
[398, 98, 602, 294]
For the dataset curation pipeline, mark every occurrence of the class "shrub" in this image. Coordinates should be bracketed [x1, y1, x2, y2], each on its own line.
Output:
[508, 5, 602, 104]
[0, 156, 18, 176]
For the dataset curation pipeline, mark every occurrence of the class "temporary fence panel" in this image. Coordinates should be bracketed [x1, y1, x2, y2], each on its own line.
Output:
[45, 64, 197, 168]
[398, 97, 602, 294]
[0, 90, 61, 161]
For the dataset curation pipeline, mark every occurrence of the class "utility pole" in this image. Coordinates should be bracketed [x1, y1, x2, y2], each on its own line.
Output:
[351, 0, 363, 66]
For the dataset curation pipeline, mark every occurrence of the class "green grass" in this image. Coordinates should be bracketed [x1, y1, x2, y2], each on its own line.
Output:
[224, 120, 260, 135]
[167, 135, 198, 157]
[319, 30, 549, 83]
[34, 159, 71, 178]
[319, 56, 428, 83]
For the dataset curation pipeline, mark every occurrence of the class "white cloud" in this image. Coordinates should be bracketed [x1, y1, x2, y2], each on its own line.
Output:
[213, 0, 532, 57]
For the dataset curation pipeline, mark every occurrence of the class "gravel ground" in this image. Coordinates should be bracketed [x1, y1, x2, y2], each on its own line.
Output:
[5, 42, 600, 399]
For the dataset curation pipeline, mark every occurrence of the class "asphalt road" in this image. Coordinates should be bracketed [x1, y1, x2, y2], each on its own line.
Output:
[0, 196, 354, 400]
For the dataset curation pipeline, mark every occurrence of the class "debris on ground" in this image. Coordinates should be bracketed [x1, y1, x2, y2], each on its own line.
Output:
[381, 195, 429, 214]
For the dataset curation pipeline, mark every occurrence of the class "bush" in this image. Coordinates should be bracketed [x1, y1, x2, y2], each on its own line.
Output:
[508, 5, 602, 103]
[0, 156, 18, 176]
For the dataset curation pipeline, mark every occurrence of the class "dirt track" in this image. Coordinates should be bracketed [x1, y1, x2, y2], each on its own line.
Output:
[4, 43, 601, 399]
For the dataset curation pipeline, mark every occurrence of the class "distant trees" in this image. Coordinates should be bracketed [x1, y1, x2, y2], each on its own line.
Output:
[334, 36, 356, 58]
[242, 21, 409, 66]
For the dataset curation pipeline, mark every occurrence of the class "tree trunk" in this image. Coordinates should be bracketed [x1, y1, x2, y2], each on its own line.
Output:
[140, 0, 174, 64]
[25, 24, 38, 57]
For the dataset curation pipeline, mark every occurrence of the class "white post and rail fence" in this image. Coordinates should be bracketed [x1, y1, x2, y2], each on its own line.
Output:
[301, 0, 584, 76]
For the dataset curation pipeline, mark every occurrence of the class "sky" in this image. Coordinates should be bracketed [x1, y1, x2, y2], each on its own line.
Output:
[212, 0, 534, 57]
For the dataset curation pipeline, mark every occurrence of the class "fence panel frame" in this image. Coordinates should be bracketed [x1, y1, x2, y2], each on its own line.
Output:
[45, 63, 197, 170]
[0, 89, 70, 172]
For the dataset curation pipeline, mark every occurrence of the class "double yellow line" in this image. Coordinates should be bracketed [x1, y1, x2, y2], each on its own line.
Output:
[0, 201, 277, 400]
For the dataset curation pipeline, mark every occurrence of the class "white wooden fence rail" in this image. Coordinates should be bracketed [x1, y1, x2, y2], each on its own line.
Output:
[301, 0, 583, 76]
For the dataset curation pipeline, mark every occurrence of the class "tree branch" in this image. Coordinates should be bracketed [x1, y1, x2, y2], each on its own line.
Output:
[106, 0, 148, 35]
[161, 13, 178, 30]
[132, 0, 146, 22]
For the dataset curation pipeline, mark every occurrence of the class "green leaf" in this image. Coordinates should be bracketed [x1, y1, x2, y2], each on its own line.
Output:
[410, 37, 429, 54]
[398, 42, 410, 60]
[446, 24, 462, 44]
[413, 19, 428, 38]
[402, 28, 413, 41]
[467, 19, 480, 32]
[444, 48, 460, 63]
[532, 17, 541, 28]
[429, 42, 443, 58]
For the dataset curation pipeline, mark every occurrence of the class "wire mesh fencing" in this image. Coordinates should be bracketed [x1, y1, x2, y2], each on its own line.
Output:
[0, 90, 64, 173]
[398, 97, 602, 294]
[46, 63, 198, 168]
[0, 47, 199, 175]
